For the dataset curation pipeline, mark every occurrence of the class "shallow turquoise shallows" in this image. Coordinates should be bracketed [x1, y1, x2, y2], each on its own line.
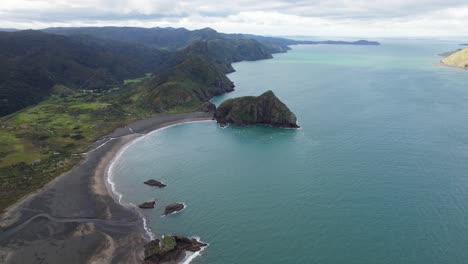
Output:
[111, 39, 468, 264]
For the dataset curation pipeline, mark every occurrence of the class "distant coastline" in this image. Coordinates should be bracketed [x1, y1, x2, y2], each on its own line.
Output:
[440, 47, 468, 70]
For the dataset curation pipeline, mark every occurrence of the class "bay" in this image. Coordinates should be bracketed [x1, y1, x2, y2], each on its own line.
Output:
[111, 39, 468, 264]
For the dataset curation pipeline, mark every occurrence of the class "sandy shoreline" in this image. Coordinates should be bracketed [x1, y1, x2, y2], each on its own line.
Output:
[0, 112, 213, 264]
[435, 61, 468, 71]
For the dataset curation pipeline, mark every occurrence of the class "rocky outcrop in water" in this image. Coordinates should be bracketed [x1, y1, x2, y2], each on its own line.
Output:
[214, 90, 299, 128]
[144, 180, 167, 188]
[139, 201, 156, 209]
[144, 236, 207, 264]
[163, 203, 185, 215]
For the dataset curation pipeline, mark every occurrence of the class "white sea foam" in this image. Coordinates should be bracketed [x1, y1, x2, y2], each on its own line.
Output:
[180, 237, 208, 264]
[128, 202, 155, 240]
[105, 119, 214, 245]
[161, 202, 187, 217]
[141, 211, 155, 240]
[295, 119, 303, 130]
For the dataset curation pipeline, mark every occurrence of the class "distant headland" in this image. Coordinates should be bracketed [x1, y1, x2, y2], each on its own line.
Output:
[441, 48, 468, 69]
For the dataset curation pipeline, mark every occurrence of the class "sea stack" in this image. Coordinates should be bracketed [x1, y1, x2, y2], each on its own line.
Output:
[139, 201, 156, 209]
[144, 179, 167, 188]
[214, 90, 299, 128]
[163, 203, 185, 215]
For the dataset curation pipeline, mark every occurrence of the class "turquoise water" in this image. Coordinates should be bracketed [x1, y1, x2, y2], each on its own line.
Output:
[111, 40, 468, 264]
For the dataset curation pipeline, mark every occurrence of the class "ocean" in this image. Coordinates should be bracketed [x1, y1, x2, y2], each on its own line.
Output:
[109, 39, 468, 264]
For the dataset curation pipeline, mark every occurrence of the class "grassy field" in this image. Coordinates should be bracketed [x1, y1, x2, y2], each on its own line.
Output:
[124, 73, 153, 85]
[442, 48, 468, 68]
[0, 81, 158, 211]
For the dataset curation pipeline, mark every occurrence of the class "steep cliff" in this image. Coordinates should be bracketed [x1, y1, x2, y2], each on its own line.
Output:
[214, 90, 299, 128]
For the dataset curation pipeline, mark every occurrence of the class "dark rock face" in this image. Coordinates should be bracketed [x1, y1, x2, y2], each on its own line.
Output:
[139, 201, 156, 209]
[175, 236, 208, 252]
[214, 90, 299, 128]
[144, 236, 207, 264]
[163, 203, 185, 215]
[144, 179, 167, 188]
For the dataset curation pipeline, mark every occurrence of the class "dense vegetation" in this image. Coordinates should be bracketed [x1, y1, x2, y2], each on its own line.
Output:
[215, 90, 299, 128]
[6, 27, 378, 117]
[45, 27, 221, 50]
[135, 37, 283, 113]
[43, 26, 294, 52]
[0, 30, 166, 115]
[0, 27, 295, 116]
[44, 26, 380, 51]
[0, 78, 156, 210]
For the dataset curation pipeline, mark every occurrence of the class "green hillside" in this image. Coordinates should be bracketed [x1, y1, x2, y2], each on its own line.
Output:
[43, 26, 292, 52]
[0, 30, 166, 116]
[442, 48, 468, 69]
[136, 39, 277, 113]
[0, 79, 155, 210]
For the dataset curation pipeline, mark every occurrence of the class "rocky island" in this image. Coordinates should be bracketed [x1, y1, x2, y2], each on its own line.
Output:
[214, 90, 299, 128]
[139, 201, 156, 209]
[163, 203, 185, 215]
[144, 236, 207, 264]
[144, 179, 167, 188]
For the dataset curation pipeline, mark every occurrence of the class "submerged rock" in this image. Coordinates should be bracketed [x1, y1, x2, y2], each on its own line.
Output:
[163, 203, 185, 215]
[139, 201, 156, 209]
[214, 90, 299, 128]
[144, 179, 167, 188]
[144, 236, 207, 264]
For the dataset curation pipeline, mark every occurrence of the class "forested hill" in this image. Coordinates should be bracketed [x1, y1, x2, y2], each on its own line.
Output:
[43, 26, 291, 52]
[0, 30, 167, 115]
[1, 27, 380, 116]
[44, 26, 380, 50]
[133, 38, 284, 113]
[153, 37, 279, 74]
[0, 28, 291, 116]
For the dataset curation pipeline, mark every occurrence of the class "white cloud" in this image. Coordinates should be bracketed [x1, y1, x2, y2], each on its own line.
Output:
[0, 0, 467, 37]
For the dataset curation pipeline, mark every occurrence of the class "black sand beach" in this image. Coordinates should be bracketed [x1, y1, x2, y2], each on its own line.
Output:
[0, 112, 213, 264]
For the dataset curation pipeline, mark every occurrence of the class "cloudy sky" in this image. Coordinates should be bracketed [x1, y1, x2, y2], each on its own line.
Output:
[1, 0, 468, 37]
